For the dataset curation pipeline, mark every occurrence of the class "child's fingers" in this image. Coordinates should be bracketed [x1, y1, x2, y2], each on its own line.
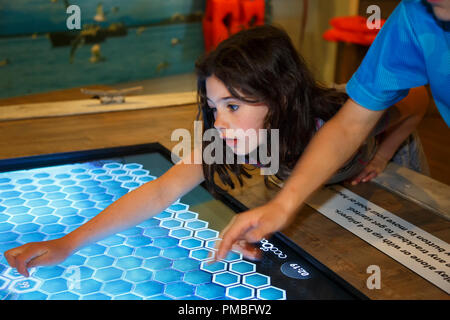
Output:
[4, 247, 22, 269]
[14, 245, 47, 277]
[217, 217, 252, 261]
[361, 171, 378, 183]
[245, 220, 273, 244]
[218, 216, 236, 242]
[351, 170, 369, 185]
[232, 241, 262, 261]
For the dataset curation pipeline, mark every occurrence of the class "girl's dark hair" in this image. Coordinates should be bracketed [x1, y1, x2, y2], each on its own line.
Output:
[195, 25, 348, 194]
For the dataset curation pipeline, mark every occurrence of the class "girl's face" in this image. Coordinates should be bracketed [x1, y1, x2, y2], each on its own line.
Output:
[205, 75, 269, 156]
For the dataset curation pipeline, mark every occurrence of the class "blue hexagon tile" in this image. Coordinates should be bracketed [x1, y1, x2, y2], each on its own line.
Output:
[0, 161, 286, 300]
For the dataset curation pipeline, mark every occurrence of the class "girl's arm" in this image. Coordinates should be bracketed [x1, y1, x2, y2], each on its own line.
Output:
[5, 149, 204, 276]
[350, 86, 429, 184]
[64, 149, 204, 250]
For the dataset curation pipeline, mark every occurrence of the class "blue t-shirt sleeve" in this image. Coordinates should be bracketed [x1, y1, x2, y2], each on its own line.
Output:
[346, 1, 429, 110]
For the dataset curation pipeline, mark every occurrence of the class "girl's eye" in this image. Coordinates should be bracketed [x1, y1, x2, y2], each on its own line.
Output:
[227, 104, 239, 111]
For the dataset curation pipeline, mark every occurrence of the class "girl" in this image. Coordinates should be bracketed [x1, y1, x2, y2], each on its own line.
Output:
[4, 25, 429, 274]
[196, 25, 429, 191]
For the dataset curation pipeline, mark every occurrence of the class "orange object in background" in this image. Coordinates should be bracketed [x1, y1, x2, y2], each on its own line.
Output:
[203, 0, 265, 52]
[239, 0, 265, 28]
[323, 16, 386, 46]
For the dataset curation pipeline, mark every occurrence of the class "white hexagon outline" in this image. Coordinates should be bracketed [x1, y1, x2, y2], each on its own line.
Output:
[194, 229, 219, 240]
[165, 203, 189, 214]
[256, 286, 286, 300]
[184, 219, 209, 231]
[226, 284, 255, 300]
[12, 221, 40, 234]
[48, 199, 73, 209]
[88, 168, 108, 176]
[164, 281, 195, 299]
[132, 281, 165, 299]
[153, 210, 174, 221]
[108, 169, 129, 177]
[129, 169, 150, 177]
[42, 190, 68, 200]
[169, 227, 194, 240]
[122, 163, 143, 171]
[199, 260, 227, 274]
[48, 290, 81, 300]
[189, 248, 214, 261]
[66, 192, 90, 202]
[91, 266, 125, 283]
[3, 267, 36, 279]
[229, 261, 256, 275]
[205, 239, 220, 251]
[242, 273, 270, 288]
[212, 271, 240, 287]
[123, 267, 153, 284]
[69, 168, 87, 175]
[160, 218, 183, 229]
[0, 275, 10, 290]
[179, 237, 204, 250]
[221, 250, 243, 263]
[174, 211, 198, 221]
[25, 198, 50, 208]
[10, 278, 42, 294]
[72, 173, 93, 181]
[102, 162, 123, 170]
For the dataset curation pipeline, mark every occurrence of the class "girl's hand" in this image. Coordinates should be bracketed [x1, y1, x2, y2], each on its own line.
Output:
[4, 239, 73, 277]
[216, 200, 294, 261]
[351, 152, 390, 185]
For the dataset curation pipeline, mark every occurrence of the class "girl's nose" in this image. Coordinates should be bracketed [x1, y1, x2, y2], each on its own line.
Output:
[213, 109, 229, 131]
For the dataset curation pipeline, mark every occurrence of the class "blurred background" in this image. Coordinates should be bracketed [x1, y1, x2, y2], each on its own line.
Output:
[0, 0, 396, 98]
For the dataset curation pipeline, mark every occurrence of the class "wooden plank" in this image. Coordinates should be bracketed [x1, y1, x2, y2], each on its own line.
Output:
[0, 91, 197, 121]
[0, 85, 113, 106]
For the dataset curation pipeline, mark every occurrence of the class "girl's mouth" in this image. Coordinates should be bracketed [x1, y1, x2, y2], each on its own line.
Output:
[225, 138, 239, 147]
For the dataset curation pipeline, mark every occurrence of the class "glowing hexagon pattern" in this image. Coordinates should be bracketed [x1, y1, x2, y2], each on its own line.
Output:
[0, 161, 285, 300]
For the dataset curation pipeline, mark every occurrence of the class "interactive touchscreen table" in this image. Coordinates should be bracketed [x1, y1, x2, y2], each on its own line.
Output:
[0, 143, 366, 300]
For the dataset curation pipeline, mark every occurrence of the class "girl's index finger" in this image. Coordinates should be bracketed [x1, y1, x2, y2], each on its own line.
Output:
[4, 246, 27, 269]
[4, 249, 19, 269]
[15, 246, 46, 277]
[217, 217, 252, 260]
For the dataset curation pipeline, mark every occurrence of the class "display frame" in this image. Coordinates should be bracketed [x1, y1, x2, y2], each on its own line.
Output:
[0, 142, 368, 300]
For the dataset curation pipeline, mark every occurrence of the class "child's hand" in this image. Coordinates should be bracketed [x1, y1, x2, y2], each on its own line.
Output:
[4, 239, 72, 277]
[215, 200, 293, 261]
[351, 152, 390, 185]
